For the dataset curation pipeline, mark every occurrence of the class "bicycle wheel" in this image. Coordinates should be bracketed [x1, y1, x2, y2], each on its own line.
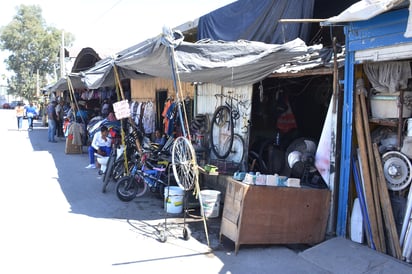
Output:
[102, 152, 116, 193]
[172, 136, 198, 191]
[229, 133, 245, 164]
[210, 105, 234, 159]
[115, 174, 148, 202]
[112, 157, 133, 182]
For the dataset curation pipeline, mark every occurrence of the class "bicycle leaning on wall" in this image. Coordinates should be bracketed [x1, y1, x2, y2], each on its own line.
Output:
[210, 91, 248, 161]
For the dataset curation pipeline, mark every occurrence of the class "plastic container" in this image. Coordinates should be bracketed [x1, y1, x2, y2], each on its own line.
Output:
[407, 118, 412, 136]
[266, 174, 277, 186]
[370, 91, 412, 118]
[350, 198, 364, 243]
[255, 174, 267, 185]
[276, 175, 288, 187]
[164, 186, 184, 214]
[200, 189, 221, 218]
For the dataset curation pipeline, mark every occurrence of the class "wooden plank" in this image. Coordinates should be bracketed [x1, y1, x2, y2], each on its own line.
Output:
[372, 143, 403, 259]
[359, 92, 386, 253]
[354, 93, 381, 250]
[269, 68, 333, 78]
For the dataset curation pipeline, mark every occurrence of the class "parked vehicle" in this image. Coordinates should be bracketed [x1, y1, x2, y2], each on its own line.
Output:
[2, 103, 10, 109]
[9, 100, 24, 109]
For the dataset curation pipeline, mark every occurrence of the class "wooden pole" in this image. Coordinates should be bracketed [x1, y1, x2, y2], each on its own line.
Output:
[373, 143, 403, 259]
[354, 92, 381, 251]
[359, 91, 386, 253]
[278, 18, 326, 23]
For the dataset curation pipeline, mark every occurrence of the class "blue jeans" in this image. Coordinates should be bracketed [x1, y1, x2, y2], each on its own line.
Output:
[27, 116, 33, 129]
[17, 116, 23, 130]
[88, 146, 111, 165]
[48, 119, 56, 141]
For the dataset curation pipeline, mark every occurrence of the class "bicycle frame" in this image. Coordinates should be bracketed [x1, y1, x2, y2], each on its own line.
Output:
[135, 152, 171, 192]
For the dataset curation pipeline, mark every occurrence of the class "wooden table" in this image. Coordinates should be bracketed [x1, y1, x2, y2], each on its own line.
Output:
[219, 178, 331, 254]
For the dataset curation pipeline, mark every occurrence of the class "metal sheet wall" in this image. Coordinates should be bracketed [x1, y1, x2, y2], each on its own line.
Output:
[197, 83, 253, 162]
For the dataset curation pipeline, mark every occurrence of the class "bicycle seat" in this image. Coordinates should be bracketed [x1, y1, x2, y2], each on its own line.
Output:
[153, 167, 166, 172]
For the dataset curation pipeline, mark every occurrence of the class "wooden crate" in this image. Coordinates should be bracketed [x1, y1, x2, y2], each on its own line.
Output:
[220, 178, 331, 254]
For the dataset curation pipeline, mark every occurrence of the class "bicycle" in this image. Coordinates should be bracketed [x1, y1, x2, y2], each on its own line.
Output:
[101, 125, 142, 193]
[115, 149, 176, 202]
[210, 91, 248, 159]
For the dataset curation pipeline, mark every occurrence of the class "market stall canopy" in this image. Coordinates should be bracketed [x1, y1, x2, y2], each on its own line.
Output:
[115, 30, 316, 87]
[44, 57, 145, 92]
[79, 57, 147, 89]
[43, 75, 86, 94]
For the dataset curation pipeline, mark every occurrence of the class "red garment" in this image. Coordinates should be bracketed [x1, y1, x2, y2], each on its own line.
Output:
[276, 97, 297, 134]
[162, 100, 173, 134]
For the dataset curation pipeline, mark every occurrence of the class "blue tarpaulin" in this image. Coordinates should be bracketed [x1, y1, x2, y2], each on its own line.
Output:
[197, 0, 315, 44]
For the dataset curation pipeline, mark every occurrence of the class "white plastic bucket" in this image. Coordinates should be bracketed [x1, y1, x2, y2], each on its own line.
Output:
[407, 118, 412, 136]
[200, 190, 221, 218]
[164, 186, 184, 214]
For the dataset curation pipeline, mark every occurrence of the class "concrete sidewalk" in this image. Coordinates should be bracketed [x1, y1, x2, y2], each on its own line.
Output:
[300, 237, 412, 273]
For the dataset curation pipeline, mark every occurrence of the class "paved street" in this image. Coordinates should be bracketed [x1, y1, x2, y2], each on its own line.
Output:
[1, 109, 411, 274]
[0, 109, 307, 274]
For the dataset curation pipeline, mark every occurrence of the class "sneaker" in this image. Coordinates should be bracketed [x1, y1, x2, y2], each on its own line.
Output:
[85, 164, 96, 169]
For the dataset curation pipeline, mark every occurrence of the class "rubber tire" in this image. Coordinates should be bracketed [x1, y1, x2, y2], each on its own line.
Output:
[229, 133, 245, 164]
[102, 153, 116, 193]
[210, 105, 234, 159]
[183, 227, 189, 240]
[115, 175, 148, 202]
[112, 157, 133, 182]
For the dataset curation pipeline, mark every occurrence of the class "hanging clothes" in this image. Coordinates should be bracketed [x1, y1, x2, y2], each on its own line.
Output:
[138, 102, 146, 133]
[130, 101, 139, 121]
[166, 101, 177, 136]
[162, 99, 173, 135]
[276, 95, 297, 134]
[67, 122, 85, 146]
[142, 101, 156, 135]
[131, 101, 142, 130]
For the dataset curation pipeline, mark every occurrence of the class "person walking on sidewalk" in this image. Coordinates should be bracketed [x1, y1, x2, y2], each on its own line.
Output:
[15, 102, 25, 131]
[47, 101, 58, 143]
[25, 102, 38, 131]
[55, 100, 65, 138]
[86, 125, 112, 169]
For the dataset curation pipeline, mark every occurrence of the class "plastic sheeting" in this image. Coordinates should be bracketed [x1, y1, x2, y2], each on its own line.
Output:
[323, 0, 407, 24]
[46, 31, 327, 91]
[197, 0, 315, 44]
[115, 33, 313, 87]
[79, 57, 144, 89]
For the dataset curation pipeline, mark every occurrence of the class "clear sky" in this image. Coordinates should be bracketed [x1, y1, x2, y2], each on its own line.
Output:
[0, 0, 236, 77]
